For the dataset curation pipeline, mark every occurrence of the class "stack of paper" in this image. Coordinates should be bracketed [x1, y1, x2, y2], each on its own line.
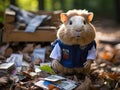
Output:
[0, 63, 15, 73]
[34, 75, 77, 90]
[6, 54, 23, 67]
[32, 48, 46, 63]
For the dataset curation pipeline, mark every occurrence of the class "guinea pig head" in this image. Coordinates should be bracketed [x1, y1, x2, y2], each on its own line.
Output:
[57, 10, 96, 46]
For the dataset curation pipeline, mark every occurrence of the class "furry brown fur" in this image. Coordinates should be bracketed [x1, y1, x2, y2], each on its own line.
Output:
[51, 9, 96, 75]
[57, 9, 96, 46]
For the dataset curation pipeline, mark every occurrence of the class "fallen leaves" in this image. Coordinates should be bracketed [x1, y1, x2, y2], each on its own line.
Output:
[0, 77, 8, 85]
[75, 76, 92, 90]
[99, 71, 120, 80]
[75, 76, 101, 90]
[0, 31, 120, 90]
[39, 64, 56, 75]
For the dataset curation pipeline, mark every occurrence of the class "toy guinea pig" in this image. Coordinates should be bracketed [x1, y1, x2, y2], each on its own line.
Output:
[50, 9, 96, 75]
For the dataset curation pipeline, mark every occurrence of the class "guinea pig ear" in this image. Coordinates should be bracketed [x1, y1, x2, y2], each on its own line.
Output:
[60, 13, 68, 23]
[87, 12, 94, 22]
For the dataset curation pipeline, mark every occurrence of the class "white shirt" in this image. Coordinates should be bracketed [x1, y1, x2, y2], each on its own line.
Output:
[50, 43, 96, 61]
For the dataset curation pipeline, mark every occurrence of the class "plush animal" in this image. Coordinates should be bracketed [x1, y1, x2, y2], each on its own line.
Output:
[50, 9, 96, 75]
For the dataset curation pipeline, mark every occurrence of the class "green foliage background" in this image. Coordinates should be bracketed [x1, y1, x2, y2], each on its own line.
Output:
[0, 0, 116, 23]
[0, 0, 9, 23]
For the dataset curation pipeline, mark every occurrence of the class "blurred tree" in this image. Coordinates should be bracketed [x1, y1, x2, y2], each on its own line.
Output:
[38, 0, 44, 10]
[0, 0, 9, 23]
[114, 0, 120, 23]
[52, 0, 61, 10]
[73, 0, 90, 10]
[99, 0, 115, 18]
[0, 0, 118, 23]
[44, 0, 52, 11]
[16, 0, 38, 11]
[10, 0, 16, 5]
[59, 0, 65, 10]
[39, 0, 52, 11]
[64, 0, 73, 11]
[72, 0, 115, 19]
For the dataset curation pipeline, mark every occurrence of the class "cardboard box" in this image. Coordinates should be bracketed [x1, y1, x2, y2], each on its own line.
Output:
[3, 9, 62, 42]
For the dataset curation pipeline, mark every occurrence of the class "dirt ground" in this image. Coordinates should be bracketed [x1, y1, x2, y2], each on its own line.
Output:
[94, 18, 120, 43]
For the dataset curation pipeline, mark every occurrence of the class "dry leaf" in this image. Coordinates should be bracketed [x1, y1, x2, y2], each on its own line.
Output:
[100, 72, 120, 80]
[0, 77, 8, 85]
[75, 76, 92, 90]
[100, 51, 113, 61]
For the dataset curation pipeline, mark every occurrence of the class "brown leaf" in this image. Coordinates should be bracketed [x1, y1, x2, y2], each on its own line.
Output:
[117, 88, 120, 90]
[0, 77, 8, 85]
[75, 76, 92, 90]
[100, 51, 113, 61]
[90, 84, 100, 90]
[100, 72, 120, 80]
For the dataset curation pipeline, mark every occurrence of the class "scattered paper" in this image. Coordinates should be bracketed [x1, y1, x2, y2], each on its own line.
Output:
[6, 54, 23, 67]
[45, 75, 65, 82]
[32, 48, 46, 63]
[34, 80, 48, 89]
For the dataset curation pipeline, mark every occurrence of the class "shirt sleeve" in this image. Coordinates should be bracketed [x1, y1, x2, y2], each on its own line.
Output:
[50, 43, 61, 61]
[87, 46, 96, 60]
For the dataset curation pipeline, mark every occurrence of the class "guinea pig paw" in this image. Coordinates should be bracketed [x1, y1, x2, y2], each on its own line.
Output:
[83, 62, 91, 68]
[83, 62, 88, 68]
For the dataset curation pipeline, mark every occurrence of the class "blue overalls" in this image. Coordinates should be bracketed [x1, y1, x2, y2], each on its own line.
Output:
[51, 39, 96, 68]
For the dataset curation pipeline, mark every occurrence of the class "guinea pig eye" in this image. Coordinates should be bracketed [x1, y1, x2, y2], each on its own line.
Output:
[83, 20, 86, 24]
[69, 20, 72, 25]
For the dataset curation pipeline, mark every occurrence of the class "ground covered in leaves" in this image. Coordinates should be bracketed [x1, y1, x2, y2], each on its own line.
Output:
[0, 18, 120, 90]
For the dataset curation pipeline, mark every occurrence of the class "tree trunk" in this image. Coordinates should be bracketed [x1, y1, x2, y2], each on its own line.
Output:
[114, 0, 120, 23]
[10, 0, 16, 5]
[60, 0, 65, 10]
[38, 0, 44, 10]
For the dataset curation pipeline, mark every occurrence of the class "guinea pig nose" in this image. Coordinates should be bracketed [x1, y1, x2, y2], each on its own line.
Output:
[76, 31, 81, 37]
[75, 30, 80, 32]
